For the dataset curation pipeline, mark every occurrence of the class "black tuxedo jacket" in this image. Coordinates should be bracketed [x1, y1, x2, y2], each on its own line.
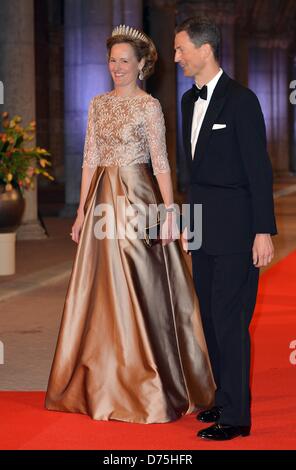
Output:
[181, 71, 277, 255]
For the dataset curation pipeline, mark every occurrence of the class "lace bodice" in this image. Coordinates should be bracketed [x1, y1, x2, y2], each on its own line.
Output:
[82, 92, 170, 175]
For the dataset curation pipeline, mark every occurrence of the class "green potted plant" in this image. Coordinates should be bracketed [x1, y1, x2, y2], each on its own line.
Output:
[0, 111, 54, 232]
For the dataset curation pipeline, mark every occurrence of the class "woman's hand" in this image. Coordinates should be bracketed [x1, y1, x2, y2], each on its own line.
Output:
[71, 210, 85, 244]
[180, 226, 191, 255]
[161, 211, 179, 246]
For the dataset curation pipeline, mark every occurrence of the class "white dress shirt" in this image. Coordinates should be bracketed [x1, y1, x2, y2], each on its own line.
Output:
[191, 68, 223, 158]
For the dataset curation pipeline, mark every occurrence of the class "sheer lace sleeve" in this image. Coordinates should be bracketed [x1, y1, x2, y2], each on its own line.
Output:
[144, 99, 170, 175]
[82, 98, 97, 168]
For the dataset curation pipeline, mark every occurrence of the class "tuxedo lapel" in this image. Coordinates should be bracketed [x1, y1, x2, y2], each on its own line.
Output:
[193, 72, 231, 163]
[193, 96, 226, 161]
[182, 89, 195, 161]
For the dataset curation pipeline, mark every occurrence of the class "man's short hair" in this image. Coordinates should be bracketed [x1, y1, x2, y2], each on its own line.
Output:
[175, 16, 221, 61]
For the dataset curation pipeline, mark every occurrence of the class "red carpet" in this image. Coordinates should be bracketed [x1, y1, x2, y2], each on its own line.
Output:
[1, 251, 296, 450]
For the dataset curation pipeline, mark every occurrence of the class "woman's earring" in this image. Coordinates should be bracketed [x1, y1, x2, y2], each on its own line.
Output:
[138, 69, 144, 81]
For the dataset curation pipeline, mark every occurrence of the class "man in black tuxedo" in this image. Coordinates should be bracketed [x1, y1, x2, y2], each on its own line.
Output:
[175, 17, 277, 440]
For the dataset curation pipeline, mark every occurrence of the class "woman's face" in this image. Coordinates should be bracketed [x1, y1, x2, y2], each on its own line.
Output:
[109, 43, 144, 88]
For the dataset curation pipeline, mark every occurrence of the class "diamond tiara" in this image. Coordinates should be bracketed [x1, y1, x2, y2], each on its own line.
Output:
[111, 24, 149, 44]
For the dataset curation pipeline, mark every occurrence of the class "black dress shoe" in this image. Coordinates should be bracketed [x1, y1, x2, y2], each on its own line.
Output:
[196, 406, 222, 423]
[197, 423, 251, 441]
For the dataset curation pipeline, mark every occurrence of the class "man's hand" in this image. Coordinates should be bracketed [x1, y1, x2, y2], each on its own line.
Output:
[252, 234, 274, 267]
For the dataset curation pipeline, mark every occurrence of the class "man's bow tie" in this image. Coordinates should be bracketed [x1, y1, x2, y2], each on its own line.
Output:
[192, 84, 208, 101]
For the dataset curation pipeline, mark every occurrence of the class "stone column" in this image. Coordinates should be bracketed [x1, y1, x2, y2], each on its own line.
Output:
[219, 14, 236, 78]
[34, 0, 65, 184]
[62, 0, 143, 217]
[144, 0, 178, 193]
[248, 36, 290, 176]
[0, 0, 46, 239]
[289, 55, 296, 173]
[234, 32, 249, 87]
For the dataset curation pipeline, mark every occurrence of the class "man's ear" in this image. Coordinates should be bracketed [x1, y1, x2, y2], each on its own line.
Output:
[202, 43, 213, 60]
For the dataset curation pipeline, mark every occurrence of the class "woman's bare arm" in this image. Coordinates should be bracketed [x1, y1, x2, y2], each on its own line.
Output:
[71, 166, 96, 243]
[155, 171, 174, 208]
[77, 166, 97, 215]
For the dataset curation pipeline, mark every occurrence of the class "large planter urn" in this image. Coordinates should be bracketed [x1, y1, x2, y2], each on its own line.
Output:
[0, 184, 25, 233]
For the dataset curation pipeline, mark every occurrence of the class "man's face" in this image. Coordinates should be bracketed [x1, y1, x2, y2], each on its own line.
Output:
[174, 31, 206, 77]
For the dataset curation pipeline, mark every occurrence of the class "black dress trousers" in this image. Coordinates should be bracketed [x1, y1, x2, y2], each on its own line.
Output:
[191, 248, 259, 426]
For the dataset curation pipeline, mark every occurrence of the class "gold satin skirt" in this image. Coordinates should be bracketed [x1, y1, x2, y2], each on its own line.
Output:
[45, 164, 215, 423]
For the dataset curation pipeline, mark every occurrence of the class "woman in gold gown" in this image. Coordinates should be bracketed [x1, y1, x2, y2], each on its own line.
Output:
[45, 25, 215, 424]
